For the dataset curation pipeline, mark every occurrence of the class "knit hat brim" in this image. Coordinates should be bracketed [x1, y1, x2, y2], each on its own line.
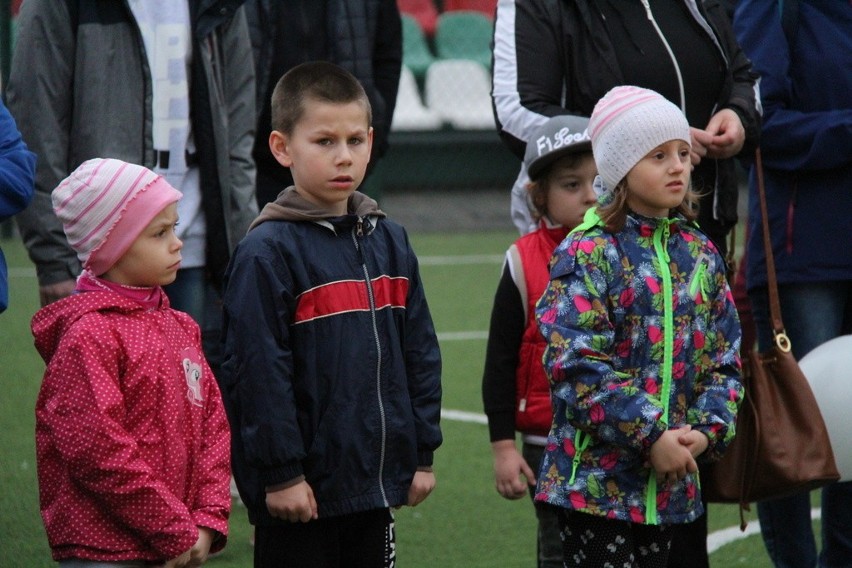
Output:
[86, 176, 182, 275]
[588, 86, 691, 191]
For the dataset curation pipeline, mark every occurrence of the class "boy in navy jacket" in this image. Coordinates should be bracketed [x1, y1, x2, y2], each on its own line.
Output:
[219, 61, 442, 567]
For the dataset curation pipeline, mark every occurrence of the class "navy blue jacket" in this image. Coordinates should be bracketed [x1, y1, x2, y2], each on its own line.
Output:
[219, 189, 442, 523]
[734, 0, 852, 288]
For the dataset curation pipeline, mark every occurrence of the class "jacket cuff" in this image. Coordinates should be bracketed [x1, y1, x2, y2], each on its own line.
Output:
[417, 450, 434, 468]
[486, 410, 516, 442]
[258, 463, 304, 490]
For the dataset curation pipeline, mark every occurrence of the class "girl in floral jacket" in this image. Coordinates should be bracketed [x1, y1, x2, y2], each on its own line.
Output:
[534, 86, 743, 566]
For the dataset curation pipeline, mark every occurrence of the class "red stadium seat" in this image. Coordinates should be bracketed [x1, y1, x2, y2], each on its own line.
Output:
[442, 0, 496, 19]
[397, 0, 439, 37]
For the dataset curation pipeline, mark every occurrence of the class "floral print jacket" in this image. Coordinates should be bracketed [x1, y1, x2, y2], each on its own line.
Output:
[534, 208, 743, 525]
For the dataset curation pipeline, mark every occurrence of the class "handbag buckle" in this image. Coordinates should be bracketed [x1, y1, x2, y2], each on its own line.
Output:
[774, 331, 792, 353]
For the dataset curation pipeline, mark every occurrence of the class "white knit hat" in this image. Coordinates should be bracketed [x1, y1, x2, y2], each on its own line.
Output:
[588, 86, 691, 191]
[52, 158, 182, 275]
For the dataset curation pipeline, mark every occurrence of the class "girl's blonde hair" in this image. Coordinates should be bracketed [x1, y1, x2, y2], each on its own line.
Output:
[596, 179, 702, 233]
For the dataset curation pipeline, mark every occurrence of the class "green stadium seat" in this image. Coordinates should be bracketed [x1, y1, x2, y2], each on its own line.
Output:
[401, 14, 436, 82]
[434, 10, 493, 70]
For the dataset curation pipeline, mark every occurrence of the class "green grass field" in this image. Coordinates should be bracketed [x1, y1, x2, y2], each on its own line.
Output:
[0, 231, 817, 566]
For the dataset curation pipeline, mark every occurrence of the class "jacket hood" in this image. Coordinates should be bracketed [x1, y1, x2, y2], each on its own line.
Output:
[249, 187, 386, 231]
[31, 291, 155, 364]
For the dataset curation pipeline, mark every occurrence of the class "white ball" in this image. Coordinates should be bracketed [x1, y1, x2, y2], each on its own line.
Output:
[798, 335, 852, 483]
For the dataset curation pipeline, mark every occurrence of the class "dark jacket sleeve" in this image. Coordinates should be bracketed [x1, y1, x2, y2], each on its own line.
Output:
[703, 0, 762, 156]
[482, 261, 526, 442]
[402, 234, 443, 467]
[220, 237, 306, 489]
[492, 0, 568, 159]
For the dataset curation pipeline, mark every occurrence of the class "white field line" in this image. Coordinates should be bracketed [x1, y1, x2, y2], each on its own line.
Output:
[437, 331, 488, 341]
[440, 407, 822, 554]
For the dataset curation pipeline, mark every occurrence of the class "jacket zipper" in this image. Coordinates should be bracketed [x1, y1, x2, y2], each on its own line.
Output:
[646, 220, 676, 525]
[640, 0, 686, 113]
[352, 218, 389, 507]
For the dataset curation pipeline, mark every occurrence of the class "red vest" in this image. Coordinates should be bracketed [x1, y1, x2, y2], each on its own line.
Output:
[512, 223, 568, 436]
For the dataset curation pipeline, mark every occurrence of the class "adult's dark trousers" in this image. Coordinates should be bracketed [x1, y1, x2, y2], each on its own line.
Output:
[254, 507, 395, 568]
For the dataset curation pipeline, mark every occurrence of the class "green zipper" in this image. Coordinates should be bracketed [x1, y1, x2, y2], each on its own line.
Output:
[646, 220, 675, 525]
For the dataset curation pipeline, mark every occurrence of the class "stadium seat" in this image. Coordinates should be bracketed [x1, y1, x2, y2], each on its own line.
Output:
[424, 59, 495, 130]
[434, 10, 493, 70]
[391, 66, 443, 131]
[397, 0, 439, 37]
[442, 0, 497, 18]
[401, 14, 436, 81]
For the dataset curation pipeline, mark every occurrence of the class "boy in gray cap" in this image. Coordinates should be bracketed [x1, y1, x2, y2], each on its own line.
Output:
[482, 115, 597, 568]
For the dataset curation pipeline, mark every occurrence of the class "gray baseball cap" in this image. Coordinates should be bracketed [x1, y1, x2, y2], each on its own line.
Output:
[524, 115, 592, 180]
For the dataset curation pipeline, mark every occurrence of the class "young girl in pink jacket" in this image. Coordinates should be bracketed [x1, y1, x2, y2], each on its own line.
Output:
[32, 158, 231, 567]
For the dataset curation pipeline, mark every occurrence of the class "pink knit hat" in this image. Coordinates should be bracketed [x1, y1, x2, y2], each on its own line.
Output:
[588, 86, 691, 191]
[52, 158, 182, 275]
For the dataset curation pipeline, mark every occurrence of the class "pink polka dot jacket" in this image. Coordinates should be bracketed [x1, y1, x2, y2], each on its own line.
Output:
[31, 282, 231, 563]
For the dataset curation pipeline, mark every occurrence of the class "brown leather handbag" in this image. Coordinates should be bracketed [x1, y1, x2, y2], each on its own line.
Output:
[701, 149, 840, 524]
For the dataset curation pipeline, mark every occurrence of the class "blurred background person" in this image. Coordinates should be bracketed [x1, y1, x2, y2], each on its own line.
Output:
[245, 0, 402, 207]
[734, 1, 852, 566]
[7, 0, 257, 374]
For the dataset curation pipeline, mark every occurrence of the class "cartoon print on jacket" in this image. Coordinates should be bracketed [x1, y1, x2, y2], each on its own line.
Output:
[182, 346, 204, 406]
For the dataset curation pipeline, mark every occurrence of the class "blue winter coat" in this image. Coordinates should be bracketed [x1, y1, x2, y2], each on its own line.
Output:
[0, 100, 36, 312]
[734, 0, 852, 289]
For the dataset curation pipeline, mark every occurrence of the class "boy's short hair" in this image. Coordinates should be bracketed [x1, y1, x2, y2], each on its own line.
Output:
[270, 61, 372, 135]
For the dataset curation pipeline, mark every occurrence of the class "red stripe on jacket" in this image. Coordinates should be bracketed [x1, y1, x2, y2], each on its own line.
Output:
[295, 276, 409, 323]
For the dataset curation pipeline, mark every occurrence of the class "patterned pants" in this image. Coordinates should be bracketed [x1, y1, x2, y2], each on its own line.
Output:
[558, 509, 672, 568]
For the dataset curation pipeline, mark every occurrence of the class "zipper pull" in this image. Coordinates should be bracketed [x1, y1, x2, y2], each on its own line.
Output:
[356, 217, 364, 237]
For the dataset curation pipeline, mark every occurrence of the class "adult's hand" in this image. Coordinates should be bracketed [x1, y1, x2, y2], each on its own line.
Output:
[704, 108, 746, 160]
[39, 279, 76, 307]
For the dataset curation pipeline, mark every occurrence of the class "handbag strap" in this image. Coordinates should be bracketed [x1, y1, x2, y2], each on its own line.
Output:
[755, 148, 792, 352]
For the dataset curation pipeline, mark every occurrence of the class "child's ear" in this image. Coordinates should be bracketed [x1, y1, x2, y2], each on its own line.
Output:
[269, 130, 292, 168]
[366, 126, 374, 160]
